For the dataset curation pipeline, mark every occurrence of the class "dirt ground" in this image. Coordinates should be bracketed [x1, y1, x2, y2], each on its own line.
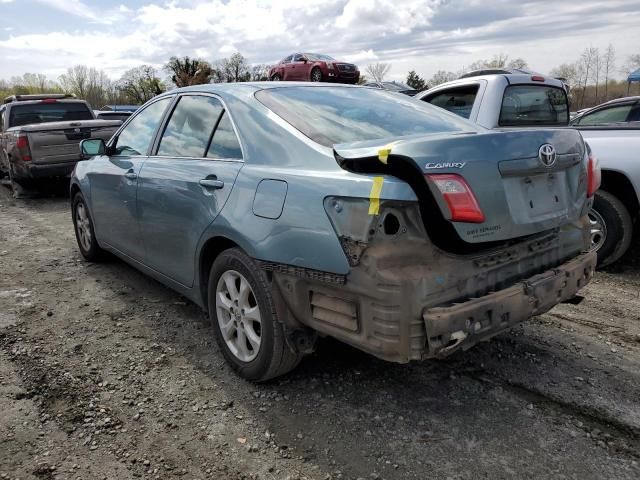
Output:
[1, 184, 640, 480]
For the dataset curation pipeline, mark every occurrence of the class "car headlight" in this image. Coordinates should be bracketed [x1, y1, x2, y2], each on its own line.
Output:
[327, 63, 334, 70]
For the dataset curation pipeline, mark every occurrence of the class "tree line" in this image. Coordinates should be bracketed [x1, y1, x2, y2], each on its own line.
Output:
[1, 48, 638, 110]
[0, 52, 268, 108]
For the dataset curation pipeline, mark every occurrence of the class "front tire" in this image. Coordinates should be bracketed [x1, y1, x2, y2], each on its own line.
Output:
[72, 192, 104, 261]
[271, 74, 281, 81]
[590, 191, 633, 267]
[208, 248, 302, 382]
[310, 68, 322, 82]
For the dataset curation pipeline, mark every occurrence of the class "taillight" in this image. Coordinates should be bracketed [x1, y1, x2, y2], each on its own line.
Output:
[587, 152, 601, 198]
[531, 75, 545, 82]
[426, 173, 485, 223]
[40, 99, 57, 104]
[15, 135, 32, 161]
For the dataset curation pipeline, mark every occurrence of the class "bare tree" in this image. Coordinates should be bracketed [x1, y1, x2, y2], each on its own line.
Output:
[59, 65, 90, 99]
[603, 44, 616, 98]
[165, 56, 214, 87]
[214, 53, 251, 83]
[622, 53, 640, 75]
[117, 65, 165, 104]
[579, 47, 598, 108]
[366, 63, 391, 82]
[466, 54, 528, 72]
[428, 70, 457, 87]
[250, 64, 268, 81]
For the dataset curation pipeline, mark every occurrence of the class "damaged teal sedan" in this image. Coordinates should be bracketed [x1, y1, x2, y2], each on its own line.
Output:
[71, 83, 598, 381]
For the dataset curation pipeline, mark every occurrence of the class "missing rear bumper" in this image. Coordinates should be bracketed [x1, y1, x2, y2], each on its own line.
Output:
[422, 251, 596, 358]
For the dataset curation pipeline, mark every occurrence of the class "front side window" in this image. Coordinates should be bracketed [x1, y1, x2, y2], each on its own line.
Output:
[575, 104, 633, 125]
[282, 56, 293, 64]
[255, 86, 478, 147]
[293, 54, 305, 62]
[424, 85, 479, 119]
[206, 111, 243, 159]
[114, 97, 172, 156]
[157, 96, 223, 157]
[499, 85, 569, 126]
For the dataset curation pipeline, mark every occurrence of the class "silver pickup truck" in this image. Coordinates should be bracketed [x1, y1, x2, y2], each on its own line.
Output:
[417, 72, 639, 266]
[0, 94, 121, 196]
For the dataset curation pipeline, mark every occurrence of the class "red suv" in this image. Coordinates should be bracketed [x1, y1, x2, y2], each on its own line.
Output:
[268, 53, 360, 84]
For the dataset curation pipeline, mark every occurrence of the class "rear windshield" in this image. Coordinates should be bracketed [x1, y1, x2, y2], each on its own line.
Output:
[9, 102, 93, 127]
[255, 86, 478, 147]
[499, 85, 569, 126]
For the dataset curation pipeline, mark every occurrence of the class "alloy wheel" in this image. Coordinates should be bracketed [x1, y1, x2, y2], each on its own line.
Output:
[588, 208, 607, 252]
[75, 202, 92, 252]
[311, 69, 322, 82]
[215, 270, 262, 362]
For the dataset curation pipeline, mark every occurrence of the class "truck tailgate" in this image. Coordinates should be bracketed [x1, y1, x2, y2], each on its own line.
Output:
[18, 120, 120, 164]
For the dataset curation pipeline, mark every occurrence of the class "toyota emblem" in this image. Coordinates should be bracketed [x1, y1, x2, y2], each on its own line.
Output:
[538, 144, 556, 167]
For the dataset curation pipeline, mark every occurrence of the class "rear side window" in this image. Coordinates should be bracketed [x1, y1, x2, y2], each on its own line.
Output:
[423, 85, 479, 119]
[255, 86, 477, 147]
[158, 96, 223, 157]
[574, 104, 633, 125]
[8, 102, 93, 127]
[499, 85, 568, 126]
[206, 111, 243, 159]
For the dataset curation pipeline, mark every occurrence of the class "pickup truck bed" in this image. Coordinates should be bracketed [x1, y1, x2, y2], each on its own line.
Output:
[0, 96, 121, 195]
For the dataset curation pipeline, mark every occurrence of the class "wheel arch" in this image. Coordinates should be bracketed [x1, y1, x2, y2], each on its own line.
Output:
[197, 235, 257, 310]
[599, 169, 640, 222]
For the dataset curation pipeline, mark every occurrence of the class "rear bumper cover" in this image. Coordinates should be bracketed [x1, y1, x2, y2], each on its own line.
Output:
[423, 251, 596, 357]
[274, 249, 596, 363]
[12, 160, 77, 181]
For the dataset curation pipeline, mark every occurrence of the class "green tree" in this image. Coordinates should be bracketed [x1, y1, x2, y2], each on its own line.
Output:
[165, 56, 214, 87]
[406, 70, 427, 90]
[117, 65, 165, 104]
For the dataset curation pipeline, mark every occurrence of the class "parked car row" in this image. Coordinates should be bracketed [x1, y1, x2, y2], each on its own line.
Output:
[69, 81, 597, 381]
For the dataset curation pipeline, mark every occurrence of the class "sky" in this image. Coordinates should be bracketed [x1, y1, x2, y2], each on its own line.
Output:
[0, 0, 639, 83]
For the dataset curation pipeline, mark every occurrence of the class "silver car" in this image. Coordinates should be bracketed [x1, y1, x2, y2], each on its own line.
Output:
[71, 83, 596, 381]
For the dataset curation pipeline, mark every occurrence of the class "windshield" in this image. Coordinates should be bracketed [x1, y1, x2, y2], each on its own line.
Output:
[382, 82, 412, 91]
[499, 85, 569, 126]
[255, 86, 479, 147]
[306, 53, 335, 61]
[9, 102, 93, 127]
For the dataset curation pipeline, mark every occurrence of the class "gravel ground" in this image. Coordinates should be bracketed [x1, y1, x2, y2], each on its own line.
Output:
[1, 185, 640, 480]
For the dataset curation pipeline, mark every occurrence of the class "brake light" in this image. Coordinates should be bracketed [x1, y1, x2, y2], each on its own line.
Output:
[587, 152, 601, 198]
[15, 135, 32, 161]
[531, 75, 545, 82]
[426, 173, 485, 223]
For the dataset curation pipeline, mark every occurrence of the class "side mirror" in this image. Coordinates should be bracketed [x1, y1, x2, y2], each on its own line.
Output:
[80, 138, 106, 159]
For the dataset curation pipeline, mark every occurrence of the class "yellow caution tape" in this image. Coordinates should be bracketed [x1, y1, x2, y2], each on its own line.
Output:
[368, 176, 384, 215]
[378, 146, 392, 164]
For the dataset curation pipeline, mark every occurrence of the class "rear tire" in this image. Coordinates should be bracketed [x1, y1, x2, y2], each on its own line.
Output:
[590, 191, 633, 267]
[72, 192, 104, 261]
[208, 248, 302, 382]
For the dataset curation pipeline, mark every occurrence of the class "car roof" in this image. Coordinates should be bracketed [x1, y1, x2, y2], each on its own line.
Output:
[596, 96, 640, 107]
[163, 81, 362, 99]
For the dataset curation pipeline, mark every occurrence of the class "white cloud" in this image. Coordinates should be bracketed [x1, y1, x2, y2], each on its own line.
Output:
[0, 0, 638, 83]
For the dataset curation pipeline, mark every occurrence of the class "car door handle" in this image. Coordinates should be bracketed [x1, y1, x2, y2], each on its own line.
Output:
[124, 171, 137, 180]
[199, 178, 224, 189]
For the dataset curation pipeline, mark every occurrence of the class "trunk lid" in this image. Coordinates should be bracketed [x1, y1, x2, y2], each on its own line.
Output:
[11, 120, 121, 164]
[334, 129, 588, 244]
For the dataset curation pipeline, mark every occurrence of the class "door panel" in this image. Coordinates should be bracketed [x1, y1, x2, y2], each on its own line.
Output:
[90, 156, 146, 258]
[137, 159, 242, 286]
[137, 94, 244, 286]
[89, 96, 173, 260]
